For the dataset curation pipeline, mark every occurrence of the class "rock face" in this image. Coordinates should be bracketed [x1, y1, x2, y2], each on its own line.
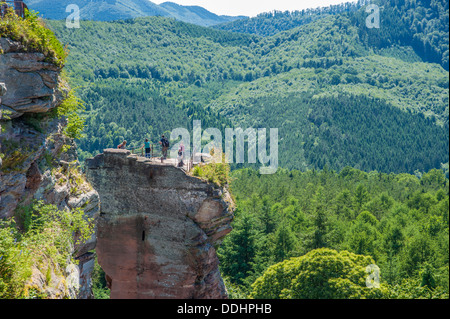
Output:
[86, 149, 234, 299]
[0, 38, 99, 299]
[0, 37, 67, 119]
[0, 82, 5, 168]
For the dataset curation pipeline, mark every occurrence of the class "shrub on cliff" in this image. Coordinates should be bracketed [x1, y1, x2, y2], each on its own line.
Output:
[0, 6, 67, 67]
[0, 201, 94, 298]
[56, 88, 86, 140]
[0, 218, 32, 298]
[192, 150, 231, 187]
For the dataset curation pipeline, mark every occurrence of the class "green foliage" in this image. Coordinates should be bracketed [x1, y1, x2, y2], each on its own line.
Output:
[191, 152, 231, 187]
[0, 139, 30, 173]
[91, 256, 110, 299]
[0, 7, 67, 67]
[352, 0, 449, 70]
[218, 91, 448, 174]
[57, 89, 86, 140]
[219, 167, 449, 298]
[18, 201, 94, 265]
[250, 248, 385, 299]
[343, 211, 381, 259]
[222, 276, 248, 299]
[385, 277, 449, 299]
[215, 1, 362, 36]
[0, 219, 32, 298]
[218, 211, 259, 288]
[0, 201, 94, 298]
[45, 17, 256, 85]
[0, 148, 29, 172]
[217, 0, 449, 71]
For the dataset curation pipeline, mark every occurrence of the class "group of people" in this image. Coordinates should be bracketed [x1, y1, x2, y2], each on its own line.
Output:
[117, 135, 185, 167]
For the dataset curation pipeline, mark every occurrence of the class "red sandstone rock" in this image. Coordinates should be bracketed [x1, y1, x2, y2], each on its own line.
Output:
[87, 149, 234, 299]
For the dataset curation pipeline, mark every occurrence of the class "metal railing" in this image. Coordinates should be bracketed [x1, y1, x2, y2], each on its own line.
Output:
[0, 1, 27, 18]
[130, 143, 162, 160]
[129, 144, 196, 173]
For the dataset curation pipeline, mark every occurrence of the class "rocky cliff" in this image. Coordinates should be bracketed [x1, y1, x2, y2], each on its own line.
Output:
[0, 37, 66, 120]
[0, 37, 99, 299]
[86, 149, 234, 299]
[1, 31, 234, 300]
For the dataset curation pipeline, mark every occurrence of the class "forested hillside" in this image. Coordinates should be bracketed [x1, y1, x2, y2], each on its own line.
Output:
[216, 0, 449, 71]
[25, 0, 171, 21]
[213, 0, 362, 36]
[46, 3, 449, 174]
[353, 0, 449, 70]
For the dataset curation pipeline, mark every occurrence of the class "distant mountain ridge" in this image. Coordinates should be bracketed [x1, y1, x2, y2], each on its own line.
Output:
[23, 0, 246, 26]
[213, 0, 363, 36]
[158, 2, 246, 26]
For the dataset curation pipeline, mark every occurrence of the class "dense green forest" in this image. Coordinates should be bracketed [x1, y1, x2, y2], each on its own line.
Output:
[218, 92, 448, 173]
[220, 167, 449, 298]
[216, 0, 449, 71]
[213, 0, 362, 36]
[46, 0, 449, 174]
[353, 0, 449, 71]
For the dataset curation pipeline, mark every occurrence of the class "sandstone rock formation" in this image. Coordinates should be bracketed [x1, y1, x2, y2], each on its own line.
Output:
[86, 149, 234, 299]
[0, 37, 67, 119]
[0, 37, 98, 298]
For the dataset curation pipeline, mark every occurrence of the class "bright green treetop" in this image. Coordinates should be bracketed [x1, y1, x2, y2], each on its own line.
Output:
[250, 248, 387, 299]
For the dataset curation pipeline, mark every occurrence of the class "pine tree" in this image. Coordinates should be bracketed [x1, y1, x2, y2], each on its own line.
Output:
[218, 212, 258, 285]
[272, 222, 297, 262]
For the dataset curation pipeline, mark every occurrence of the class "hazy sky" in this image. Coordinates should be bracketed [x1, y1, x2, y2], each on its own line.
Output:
[152, 0, 357, 17]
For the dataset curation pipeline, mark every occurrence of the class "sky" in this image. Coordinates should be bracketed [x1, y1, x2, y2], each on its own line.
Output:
[152, 0, 357, 17]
